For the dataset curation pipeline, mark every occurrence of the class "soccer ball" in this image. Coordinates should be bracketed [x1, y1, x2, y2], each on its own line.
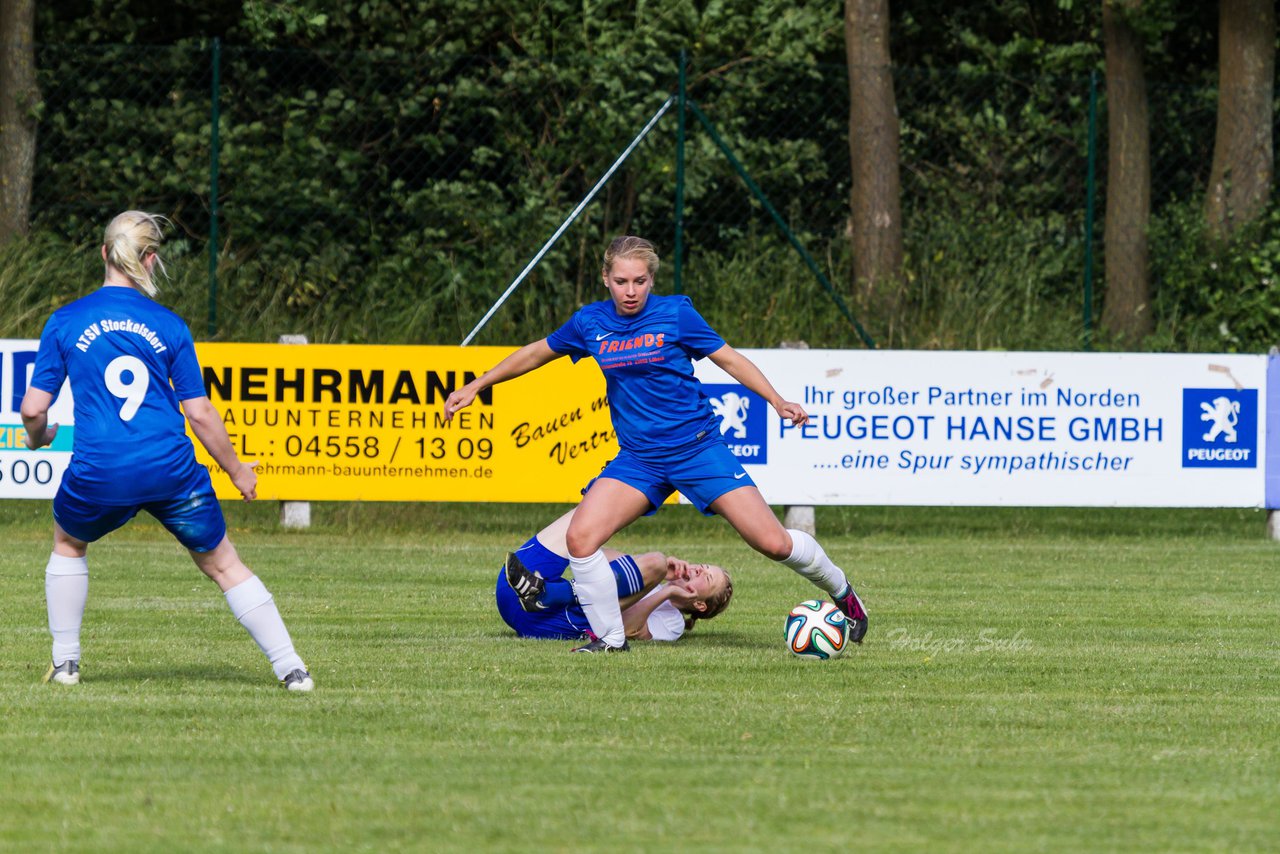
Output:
[785, 600, 850, 659]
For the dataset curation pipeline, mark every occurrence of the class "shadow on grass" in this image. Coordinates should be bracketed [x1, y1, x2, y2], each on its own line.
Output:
[484, 626, 767, 650]
[814, 505, 1269, 541]
[88, 662, 262, 686]
[680, 630, 772, 649]
[486, 629, 771, 651]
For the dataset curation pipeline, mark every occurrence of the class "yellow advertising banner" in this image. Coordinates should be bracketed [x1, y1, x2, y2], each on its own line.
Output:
[190, 344, 616, 501]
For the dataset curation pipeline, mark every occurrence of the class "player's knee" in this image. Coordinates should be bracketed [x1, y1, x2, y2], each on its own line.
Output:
[53, 541, 88, 559]
[195, 552, 235, 578]
[53, 525, 88, 558]
[191, 537, 251, 585]
[564, 527, 603, 558]
[755, 532, 792, 562]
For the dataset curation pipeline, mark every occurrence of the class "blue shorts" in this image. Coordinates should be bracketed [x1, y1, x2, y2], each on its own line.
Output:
[495, 536, 590, 639]
[595, 437, 755, 515]
[53, 470, 227, 553]
[493, 536, 646, 640]
[495, 570, 592, 640]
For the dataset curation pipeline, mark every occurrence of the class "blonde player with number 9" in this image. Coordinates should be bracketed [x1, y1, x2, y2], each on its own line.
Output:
[20, 211, 314, 691]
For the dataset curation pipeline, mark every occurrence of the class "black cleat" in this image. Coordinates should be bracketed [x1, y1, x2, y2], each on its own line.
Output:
[570, 638, 630, 653]
[505, 552, 548, 612]
[833, 584, 869, 644]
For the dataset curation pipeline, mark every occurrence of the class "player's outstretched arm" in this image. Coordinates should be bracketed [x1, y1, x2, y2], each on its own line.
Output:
[707, 344, 808, 426]
[182, 395, 258, 500]
[444, 339, 560, 423]
[622, 584, 678, 640]
[19, 388, 58, 449]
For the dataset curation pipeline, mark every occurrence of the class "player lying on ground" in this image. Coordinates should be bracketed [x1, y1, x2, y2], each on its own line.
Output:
[447, 235, 866, 652]
[495, 509, 732, 642]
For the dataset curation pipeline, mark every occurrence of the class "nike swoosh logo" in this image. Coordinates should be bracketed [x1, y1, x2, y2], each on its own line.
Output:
[595, 332, 614, 341]
[734, 472, 747, 479]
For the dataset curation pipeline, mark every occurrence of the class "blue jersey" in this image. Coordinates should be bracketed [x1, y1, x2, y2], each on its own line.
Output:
[31, 287, 207, 505]
[546, 294, 725, 458]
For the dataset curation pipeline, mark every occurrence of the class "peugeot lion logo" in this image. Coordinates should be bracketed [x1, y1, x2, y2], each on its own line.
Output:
[710, 392, 750, 439]
[705, 385, 767, 464]
[1200, 396, 1239, 444]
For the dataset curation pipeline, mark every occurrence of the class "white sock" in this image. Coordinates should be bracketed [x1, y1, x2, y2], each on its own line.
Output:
[569, 550, 626, 647]
[779, 529, 849, 597]
[224, 575, 306, 679]
[46, 553, 89, 665]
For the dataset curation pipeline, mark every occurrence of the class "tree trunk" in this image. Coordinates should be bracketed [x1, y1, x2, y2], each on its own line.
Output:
[1101, 0, 1153, 345]
[1204, 0, 1275, 238]
[845, 0, 904, 320]
[0, 0, 37, 245]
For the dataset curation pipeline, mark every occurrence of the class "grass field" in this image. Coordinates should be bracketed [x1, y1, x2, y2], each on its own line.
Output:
[2, 500, 1278, 852]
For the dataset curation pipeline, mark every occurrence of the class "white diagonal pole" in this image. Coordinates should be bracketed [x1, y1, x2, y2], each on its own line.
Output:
[461, 95, 676, 346]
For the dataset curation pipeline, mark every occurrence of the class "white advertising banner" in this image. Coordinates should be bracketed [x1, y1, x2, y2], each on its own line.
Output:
[694, 350, 1271, 508]
[3, 338, 1275, 508]
[0, 339, 75, 498]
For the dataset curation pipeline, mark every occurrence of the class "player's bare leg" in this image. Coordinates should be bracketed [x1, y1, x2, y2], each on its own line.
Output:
[192, 536, 313, 690]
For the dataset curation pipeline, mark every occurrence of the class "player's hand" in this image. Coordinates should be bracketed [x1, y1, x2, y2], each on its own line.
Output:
[231, 460, 259, 501]
[665, 557, 691, 581]
[665, 582, 699, 609]
[443, 385, 477, 423]
[23, 422, 58, 450]
[776, 401, 808, 426]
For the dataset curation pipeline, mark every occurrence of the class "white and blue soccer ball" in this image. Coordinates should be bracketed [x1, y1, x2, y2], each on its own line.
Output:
[785, 600, 850, 660]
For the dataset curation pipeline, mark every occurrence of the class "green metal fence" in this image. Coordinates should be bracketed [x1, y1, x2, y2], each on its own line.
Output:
[22, 43, 1275, 349]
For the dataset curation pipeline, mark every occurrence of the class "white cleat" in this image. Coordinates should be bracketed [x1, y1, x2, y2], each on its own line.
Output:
[43, 660, 80, 685]
[280, 669, 314, 692]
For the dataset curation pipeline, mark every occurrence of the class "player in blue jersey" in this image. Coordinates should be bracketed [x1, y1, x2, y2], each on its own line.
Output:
[20, 211, 313, 691]
[495, 508, 732, 642]
[445, 236, 867, 652]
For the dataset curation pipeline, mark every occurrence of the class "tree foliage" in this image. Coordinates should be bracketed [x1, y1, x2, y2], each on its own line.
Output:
[11, 0, 1276, 352]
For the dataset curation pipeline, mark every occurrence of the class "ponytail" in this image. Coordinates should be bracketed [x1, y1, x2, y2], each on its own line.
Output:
[103, 211, 169, 296]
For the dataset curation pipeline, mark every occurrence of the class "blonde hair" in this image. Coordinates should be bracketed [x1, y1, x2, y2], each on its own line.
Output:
[104, 211, 169, 297]
[682, 567, 733, 633]
[602, 235, 660, 278]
